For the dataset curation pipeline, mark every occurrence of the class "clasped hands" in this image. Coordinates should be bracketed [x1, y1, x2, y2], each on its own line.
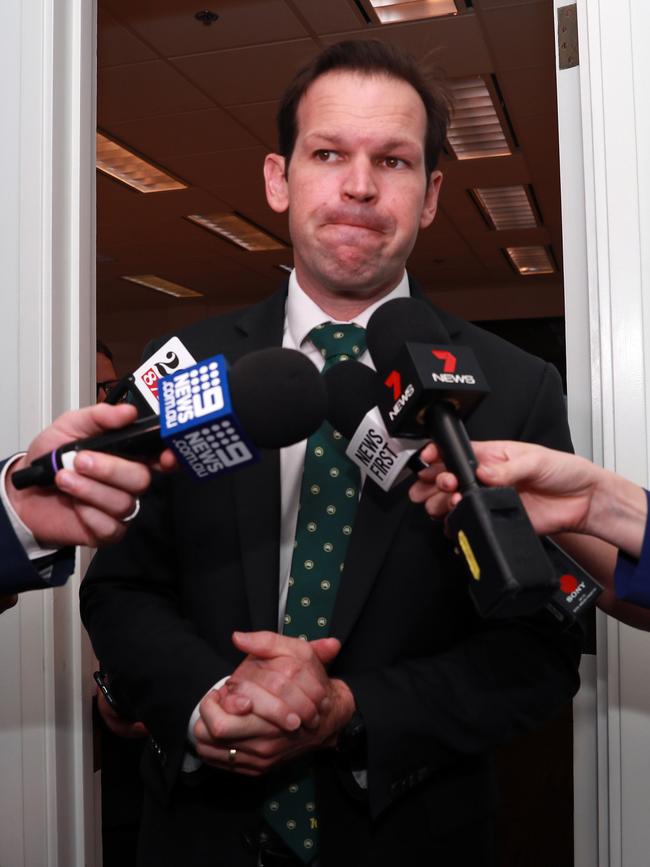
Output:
[193, 631, 355, 777]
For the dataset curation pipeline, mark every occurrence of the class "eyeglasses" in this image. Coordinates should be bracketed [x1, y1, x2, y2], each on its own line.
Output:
[97, 379, 120, 400]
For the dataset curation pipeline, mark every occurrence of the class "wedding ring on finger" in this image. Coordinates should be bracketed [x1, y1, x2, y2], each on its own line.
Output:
[123, 498, 141, 523]
[228, 747, 237, 768]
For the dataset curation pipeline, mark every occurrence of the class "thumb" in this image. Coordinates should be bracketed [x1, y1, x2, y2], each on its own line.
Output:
[310, 637, 341, 664]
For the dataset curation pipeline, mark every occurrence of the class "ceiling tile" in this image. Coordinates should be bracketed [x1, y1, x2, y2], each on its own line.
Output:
[228, 101, 279, 151]
[290, 0, 367, 34]
[164, 146, 268, 202]
[473, 0, 544, 10]
[101, 0, 308, 56]
[105, 107, 261, 160]
[171, 39, 319, 106]
[499, 65, 557, 122]
[98, 6, 157, 67]
[98, 60, 213, 125]
[478, 2, 554, 71]
[440, 153, 530, 189]
[321, 14, 493, 77]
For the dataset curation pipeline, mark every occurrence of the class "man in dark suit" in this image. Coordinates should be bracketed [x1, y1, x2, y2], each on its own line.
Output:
[1, 402, 153, 611]
[80, 40, 581, 866]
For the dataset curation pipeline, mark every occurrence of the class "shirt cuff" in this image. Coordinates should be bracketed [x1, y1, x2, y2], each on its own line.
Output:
[182, 675, 231, 774]
[614, 489, 650, 608]
[0, 455, 59, 561]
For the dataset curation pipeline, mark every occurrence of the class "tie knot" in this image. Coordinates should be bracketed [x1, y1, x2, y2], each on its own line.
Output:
[308, 323, 366, 368]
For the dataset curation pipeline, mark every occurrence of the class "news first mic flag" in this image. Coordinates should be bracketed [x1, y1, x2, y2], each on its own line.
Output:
[158, 354, 258, 481]
[345, 406, 428, 492]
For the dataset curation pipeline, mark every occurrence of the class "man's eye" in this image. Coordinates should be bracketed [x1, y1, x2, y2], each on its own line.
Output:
[383, 157, 405, 169]
[314, 150, 336, 162]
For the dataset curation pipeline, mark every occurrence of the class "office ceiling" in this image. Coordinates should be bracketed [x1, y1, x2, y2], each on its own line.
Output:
[96, 0, 564, 368]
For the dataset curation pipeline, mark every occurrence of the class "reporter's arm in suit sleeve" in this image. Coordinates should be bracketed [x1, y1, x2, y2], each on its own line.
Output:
[0, 456, 74, 599]
[341, 353, 581, 819]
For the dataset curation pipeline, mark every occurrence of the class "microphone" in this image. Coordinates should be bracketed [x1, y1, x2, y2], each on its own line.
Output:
[366, 298, 562, 619]
[12, 348, 326, 489]
[324, 362, 429, 491]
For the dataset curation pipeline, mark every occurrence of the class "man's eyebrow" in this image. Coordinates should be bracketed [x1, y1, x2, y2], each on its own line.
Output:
[303, 132, 421, 154]
[302, 132, 345, 147]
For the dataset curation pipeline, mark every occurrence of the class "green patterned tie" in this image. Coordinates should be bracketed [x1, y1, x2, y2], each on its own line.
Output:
[263, 323, 366, 863]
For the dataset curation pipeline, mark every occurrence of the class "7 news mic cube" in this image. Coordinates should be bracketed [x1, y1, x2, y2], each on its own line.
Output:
[378, 342, 489, 437]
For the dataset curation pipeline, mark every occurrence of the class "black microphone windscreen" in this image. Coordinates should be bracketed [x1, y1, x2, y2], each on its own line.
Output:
[229, 348, 326, 448]
[366, 298, 450, 373]
[323, 362, 383, 439]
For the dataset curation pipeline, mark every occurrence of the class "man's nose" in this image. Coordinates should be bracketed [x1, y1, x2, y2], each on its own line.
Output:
[340, 156, 378, 202]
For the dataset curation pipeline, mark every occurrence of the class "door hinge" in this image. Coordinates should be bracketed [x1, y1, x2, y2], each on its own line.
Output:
[557, 4, 579, 69]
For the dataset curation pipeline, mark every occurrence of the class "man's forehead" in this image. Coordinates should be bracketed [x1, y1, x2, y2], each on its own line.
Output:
[295, 70, 427, 144]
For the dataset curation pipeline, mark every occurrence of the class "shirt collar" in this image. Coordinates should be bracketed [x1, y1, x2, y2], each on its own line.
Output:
[285, 270, 410, 349]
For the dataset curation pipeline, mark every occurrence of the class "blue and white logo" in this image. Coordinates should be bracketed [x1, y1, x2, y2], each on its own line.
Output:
[159, 354, 258, 480]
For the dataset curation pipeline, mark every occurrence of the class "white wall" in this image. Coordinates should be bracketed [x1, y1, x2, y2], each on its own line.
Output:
[0, 1, 97, 865]
[562, 1, 650, 865]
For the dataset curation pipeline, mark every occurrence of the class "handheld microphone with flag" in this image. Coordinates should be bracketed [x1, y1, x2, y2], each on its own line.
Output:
[12, 347, 326, 490]
[326, 341, 601, 624]
[366, 297, 564, 619]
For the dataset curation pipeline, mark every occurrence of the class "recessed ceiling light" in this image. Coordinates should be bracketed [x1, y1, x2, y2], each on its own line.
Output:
[186, 213, 286, 252]
[96, 132, 187, 193]
[121, 274, 203, 298]
[446, 77, 511, 160]
[505, 246, 555, 276]
[366, 0, 459, 24]
[472, 186, 538, 230]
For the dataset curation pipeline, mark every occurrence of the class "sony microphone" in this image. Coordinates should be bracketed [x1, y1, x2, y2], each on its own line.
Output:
[324, 362, 429, 491]
[12, 348, 326, 489]
[366, 298, 560, 619]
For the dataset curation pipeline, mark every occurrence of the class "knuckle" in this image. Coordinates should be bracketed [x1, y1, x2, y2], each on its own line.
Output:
[264, 671, 287, 695]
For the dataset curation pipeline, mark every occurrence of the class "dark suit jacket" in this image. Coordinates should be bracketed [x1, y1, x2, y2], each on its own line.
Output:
[0, 457, 74, 595]
[80, 287, 581, 866]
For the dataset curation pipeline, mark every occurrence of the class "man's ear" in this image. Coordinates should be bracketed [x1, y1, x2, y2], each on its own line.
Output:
[420, 170, 443, 229]
[264, 153, 289, 213]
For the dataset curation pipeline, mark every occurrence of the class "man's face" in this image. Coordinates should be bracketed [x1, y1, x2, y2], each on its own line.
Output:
[264, 71, 442, 302]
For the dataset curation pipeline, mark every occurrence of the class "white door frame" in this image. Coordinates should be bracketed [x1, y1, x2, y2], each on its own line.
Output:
[558, 1, 650, 866]
[0, 1, 97, 864]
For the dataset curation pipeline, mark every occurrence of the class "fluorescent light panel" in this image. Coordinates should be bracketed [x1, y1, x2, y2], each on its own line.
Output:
[447, 78, 511, 160]
[186, 213, 285, 252]
[505, 246, 555, 276]
[122, 274, 203, 298]
[368, 0, 458, 23]
[473, 186, 538, 230]
[96, 132, 187, 193]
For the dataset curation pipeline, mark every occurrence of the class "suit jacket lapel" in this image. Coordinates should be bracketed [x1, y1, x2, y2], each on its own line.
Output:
[330, 280, 460, 645]
[330, 477, 411, 645]
[230, 289, 287, 631]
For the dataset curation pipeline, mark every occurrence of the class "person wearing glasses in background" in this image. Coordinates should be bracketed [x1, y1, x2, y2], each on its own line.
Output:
[97, 339, 120, 403]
